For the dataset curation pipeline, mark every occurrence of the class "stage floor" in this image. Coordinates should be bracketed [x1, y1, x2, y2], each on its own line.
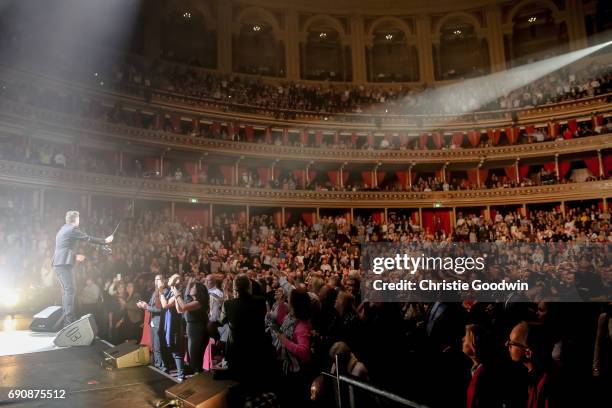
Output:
[0, 333, 176, 407]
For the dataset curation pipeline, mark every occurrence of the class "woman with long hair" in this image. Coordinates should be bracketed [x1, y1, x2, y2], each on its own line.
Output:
[174, 277, 209, 374]
[272, 287, 312, 407]
[462, 324, 501, 408]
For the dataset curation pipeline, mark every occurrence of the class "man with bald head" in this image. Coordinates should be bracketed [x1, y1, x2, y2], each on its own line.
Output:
[507, 321, 558, 408]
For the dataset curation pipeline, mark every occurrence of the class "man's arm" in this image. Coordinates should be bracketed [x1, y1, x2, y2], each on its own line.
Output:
[69, 227, 113, 245]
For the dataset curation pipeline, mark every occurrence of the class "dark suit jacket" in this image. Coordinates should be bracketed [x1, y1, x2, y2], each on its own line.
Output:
[221, 294, 272, 382]
[52, 224, 106, 267]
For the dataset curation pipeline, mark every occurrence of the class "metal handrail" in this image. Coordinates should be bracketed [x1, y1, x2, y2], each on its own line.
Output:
[321, 356, 430, 408]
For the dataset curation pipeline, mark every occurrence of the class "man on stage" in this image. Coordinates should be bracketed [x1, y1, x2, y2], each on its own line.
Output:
[52, 210, 113, 327]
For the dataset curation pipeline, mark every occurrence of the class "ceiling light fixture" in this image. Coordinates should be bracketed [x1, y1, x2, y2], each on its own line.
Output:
[253, 25, 261, 32]
[182, 12, 191, 20]
[385, 34, 393, 40]
[319, 32, 327, 39]
[528, 17, 537, 23]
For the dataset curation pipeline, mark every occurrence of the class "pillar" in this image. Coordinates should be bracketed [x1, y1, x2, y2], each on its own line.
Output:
[515, 159, 520, 184]
[603, 198, 608, 211]
[216, 0, 233, 73]
[408, 166, 413, 188]
[476, 166, 481, 188]
[452, 207, 457, 229]
[39, 189, 45, 219]
[350, 208, 354, 223]
[485, 6, 506, 72]
[285, 10, 300, 80]
[565, 0, 588, 51]
[486, 205, 491, 221]
[209, 203, 213, 227]
[119, 151, 124, 173]
[171, 201, 175, 222]
[143, 0, 162, 59]
[597, 150, 604, 177]
[415, 16, 435, 84]
[281, 207, 285, 227]
[350, 15, 367, 83]
[87, 194, 92, 217]
[418, 207, 423, 229]
[246, 205, 250, 226]
[316, 207, 320, 221]
[384, 208, 388, 224]
[554, 154, 560, 180]
[560, 200, 565, 217]
[522, 203, 527, 217]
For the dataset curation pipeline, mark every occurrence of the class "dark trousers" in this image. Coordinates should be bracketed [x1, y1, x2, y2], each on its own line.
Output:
[54, 265, 75, 326]
[186, 321, 208, 373]
[150, 323, 168, 371]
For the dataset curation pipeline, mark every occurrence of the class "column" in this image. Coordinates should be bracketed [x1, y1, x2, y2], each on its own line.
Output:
[350, 15, 367, 83]
[415, 16, 435, 84]
[350, 208, 354, 223]
[39, 189, 45, 219]
[87, 194, 92, 217]
[281, 207, 286, 227]
[603, 198, 608, 211]
[554, 154, 560, 180]
[451, 207, 457, 230]
[119, 150, 124, 173]
[143, 0, 162, 59]
[597, 150, 604, 177]
[560, 201, 566, 217]
[209, 203, 213, 228]
[246, 205, 250, 226]
[285, 10, 300, 80]
[216, 0, 233, 73]
[316, 207, 320, 221]
[418, 207, 423, 229]
[171, 201, 175, 222]
[565, 0, 588, 51]
[485, 6, 506, 72]
[384, 208, 388, 224]
[515, 159, 520, 184]
[486, 205, 491, 221]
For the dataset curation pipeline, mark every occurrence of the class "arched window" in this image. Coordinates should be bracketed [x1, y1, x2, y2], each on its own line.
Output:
[366, 21, 419, 82]
[508, 5, 568, 66]
[301, 18, 352, 82]
[233, 23, 285, 77]
[161, 8, 217, 69]
[434, 19, 490, 80]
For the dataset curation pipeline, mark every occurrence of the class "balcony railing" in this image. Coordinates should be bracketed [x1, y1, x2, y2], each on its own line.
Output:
[0, 98, 610, 165]
[0, 160, 609, 208]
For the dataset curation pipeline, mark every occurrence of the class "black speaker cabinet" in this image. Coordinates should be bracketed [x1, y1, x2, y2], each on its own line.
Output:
[165, 372, 237, 408]
[29, 306, 64, 332]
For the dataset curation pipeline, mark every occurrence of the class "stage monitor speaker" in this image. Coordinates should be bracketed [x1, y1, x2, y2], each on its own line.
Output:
[53, 314, 97, 347]
[103, 342, 150, 369]
[29, 306, 64, 332]
[164, 372, 237, 408]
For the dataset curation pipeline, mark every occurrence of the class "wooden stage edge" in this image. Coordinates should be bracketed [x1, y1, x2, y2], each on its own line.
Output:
[0, 337, 177, 407]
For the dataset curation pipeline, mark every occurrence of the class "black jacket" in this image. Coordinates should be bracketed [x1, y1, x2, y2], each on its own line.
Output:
[52, 224, 105, 267]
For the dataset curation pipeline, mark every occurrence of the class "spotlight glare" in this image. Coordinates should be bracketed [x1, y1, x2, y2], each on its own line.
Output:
[385, 34, 393, 40]
[319, 32, 327, 39]
[453, 29, 462, 36]
[528, 17, 537, 23]
[253, 25, 261, 32]
[182, 11, 191, 20]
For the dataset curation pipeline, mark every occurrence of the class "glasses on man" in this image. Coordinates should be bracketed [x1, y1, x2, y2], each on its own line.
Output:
[505, 339, 528, 349]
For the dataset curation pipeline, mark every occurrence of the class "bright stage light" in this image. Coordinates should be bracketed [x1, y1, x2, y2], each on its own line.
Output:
[411, 39, 612, 127]
[2, 289, 21, 308]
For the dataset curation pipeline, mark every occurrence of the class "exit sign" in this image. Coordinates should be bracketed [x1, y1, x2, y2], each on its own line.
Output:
[189, 198, 198, 203]
[433, 202, 442, 208]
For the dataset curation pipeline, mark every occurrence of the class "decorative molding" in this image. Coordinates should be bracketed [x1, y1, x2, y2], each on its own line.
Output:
[0, 98, 610, 165]
[0, 160, 609, 208]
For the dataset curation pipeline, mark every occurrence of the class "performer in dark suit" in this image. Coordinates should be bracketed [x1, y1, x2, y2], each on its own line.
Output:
[52, 210, 113, 327]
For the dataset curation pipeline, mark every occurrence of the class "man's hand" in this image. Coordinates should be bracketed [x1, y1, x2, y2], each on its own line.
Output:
[105, 235, 114, 244]
[76, 254, 86, 262]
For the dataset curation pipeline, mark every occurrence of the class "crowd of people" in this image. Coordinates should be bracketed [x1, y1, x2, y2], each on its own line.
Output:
[1, 190, 610, 407]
